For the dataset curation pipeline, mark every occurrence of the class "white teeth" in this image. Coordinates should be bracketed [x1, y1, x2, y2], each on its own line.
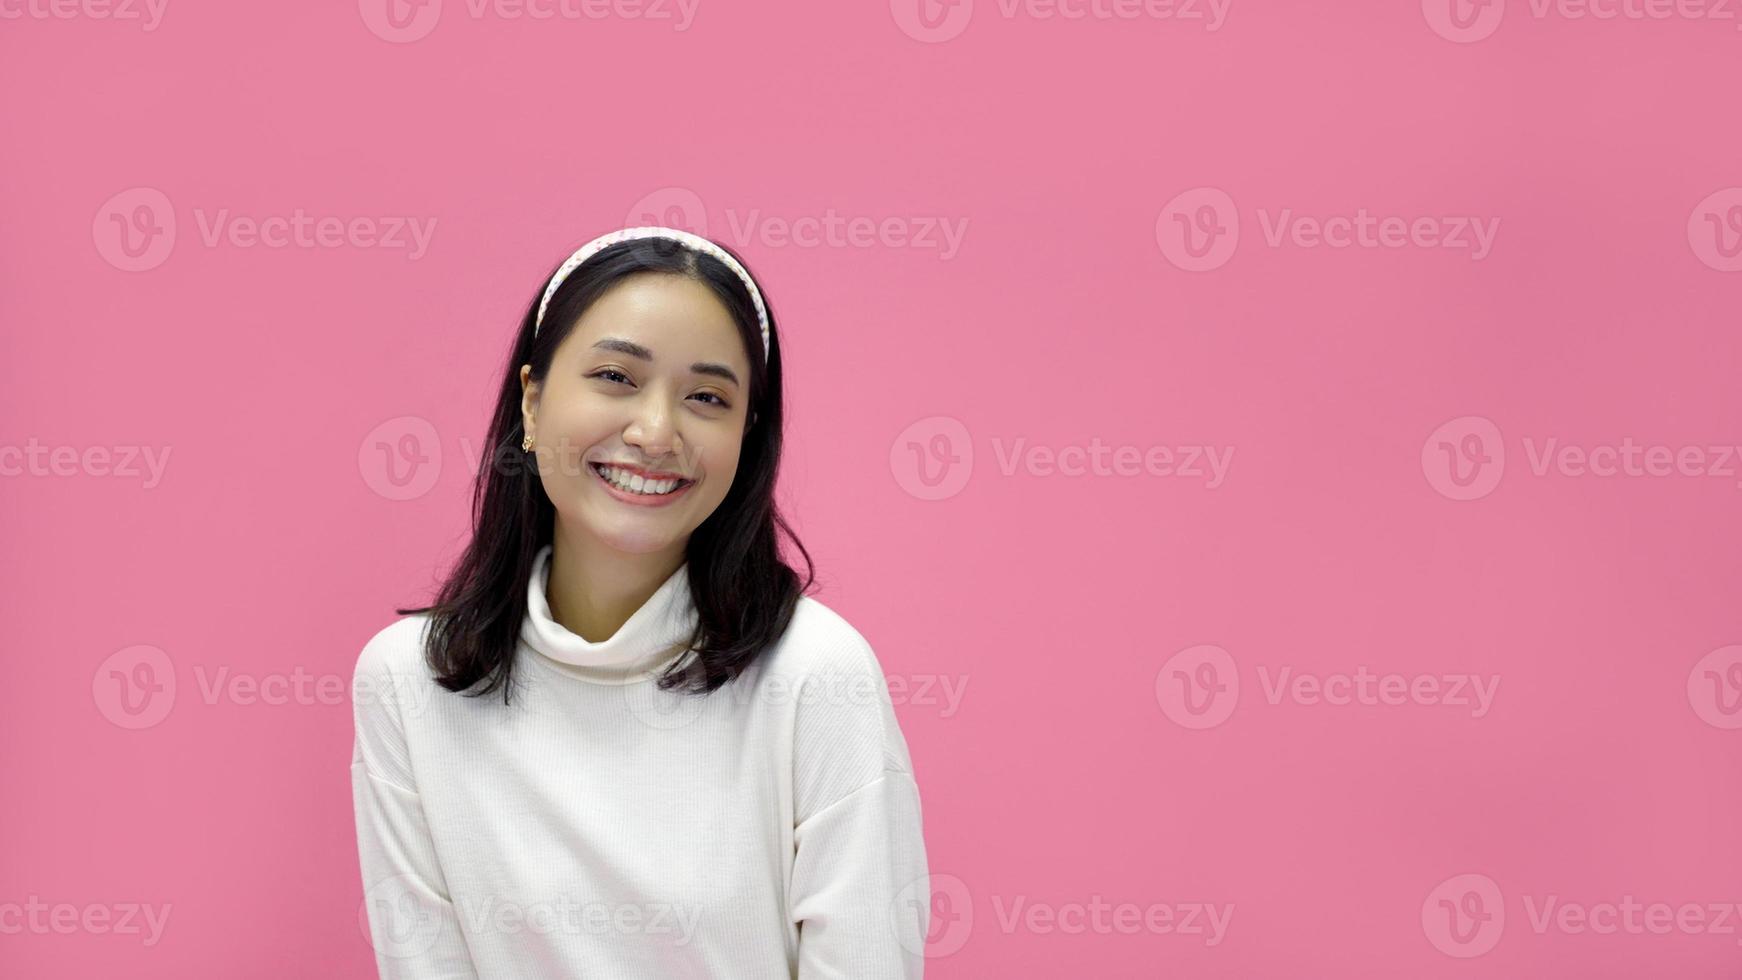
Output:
[595, 465, 684, 496]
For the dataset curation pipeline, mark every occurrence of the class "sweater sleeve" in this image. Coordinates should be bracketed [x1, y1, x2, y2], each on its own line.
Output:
[787, 633, 931, 979]
[350, 624, 479, 980]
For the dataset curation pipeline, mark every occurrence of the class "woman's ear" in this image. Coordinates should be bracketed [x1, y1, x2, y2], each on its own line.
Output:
[519, 364, 539, 419]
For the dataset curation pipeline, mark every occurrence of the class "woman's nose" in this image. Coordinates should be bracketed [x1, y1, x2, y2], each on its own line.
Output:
[624, 396, 679, 456]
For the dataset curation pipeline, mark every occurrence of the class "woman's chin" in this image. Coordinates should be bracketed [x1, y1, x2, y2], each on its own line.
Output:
[581, 517, 685, 556]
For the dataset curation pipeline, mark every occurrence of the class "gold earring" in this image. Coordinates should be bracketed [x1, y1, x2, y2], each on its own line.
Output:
[521, 434, 534, 451]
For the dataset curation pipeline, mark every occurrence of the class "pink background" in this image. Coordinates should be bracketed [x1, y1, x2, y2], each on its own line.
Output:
[4, 0, 1741, 976]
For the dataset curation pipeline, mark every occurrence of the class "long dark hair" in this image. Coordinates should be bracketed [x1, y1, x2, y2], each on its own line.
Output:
[396, 235, 814, 703]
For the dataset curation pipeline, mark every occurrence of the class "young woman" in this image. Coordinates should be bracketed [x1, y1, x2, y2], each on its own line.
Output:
[350, 227, 931, 978]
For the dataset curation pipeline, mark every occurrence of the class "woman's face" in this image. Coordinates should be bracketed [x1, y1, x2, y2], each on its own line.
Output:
[520, 272, 753, 559]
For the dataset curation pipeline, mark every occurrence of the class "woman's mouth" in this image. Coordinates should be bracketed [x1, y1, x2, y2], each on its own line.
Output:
[588, 462, 695, 505]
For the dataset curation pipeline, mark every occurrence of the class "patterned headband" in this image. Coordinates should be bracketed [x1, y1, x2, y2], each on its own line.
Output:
[534, 226, 770, 362]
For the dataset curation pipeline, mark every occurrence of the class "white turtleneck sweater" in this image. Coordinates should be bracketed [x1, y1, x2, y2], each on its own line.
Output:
[350, 545, 930, 979]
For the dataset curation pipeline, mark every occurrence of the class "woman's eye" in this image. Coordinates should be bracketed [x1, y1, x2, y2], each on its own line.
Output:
[591, 370, 727, 409]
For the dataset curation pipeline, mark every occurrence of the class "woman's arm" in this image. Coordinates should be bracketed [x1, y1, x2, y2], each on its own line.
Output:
[791, 769, 930, 978]
[787, 633, 931, 978]
[351, 627, 480, 980]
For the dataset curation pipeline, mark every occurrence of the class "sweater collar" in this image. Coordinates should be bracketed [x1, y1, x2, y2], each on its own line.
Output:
[519, 544, 697, 684]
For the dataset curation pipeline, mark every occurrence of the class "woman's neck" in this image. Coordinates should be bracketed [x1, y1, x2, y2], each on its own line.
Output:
[543, 529, 686, 643]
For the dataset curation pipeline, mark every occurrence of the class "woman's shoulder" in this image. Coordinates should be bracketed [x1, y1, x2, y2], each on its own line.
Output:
[352, 613, 437, 688]
[760, 593, 917, 820]
[762, 592, 890, 682]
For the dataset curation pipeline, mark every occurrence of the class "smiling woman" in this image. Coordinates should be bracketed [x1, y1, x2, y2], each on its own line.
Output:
[349, 227, 930, 979]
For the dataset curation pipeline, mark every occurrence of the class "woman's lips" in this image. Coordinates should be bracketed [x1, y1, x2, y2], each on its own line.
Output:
[588, 462, 695, 508]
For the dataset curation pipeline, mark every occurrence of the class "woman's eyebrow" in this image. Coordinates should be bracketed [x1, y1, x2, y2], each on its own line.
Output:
[591, 337, 740, 388]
